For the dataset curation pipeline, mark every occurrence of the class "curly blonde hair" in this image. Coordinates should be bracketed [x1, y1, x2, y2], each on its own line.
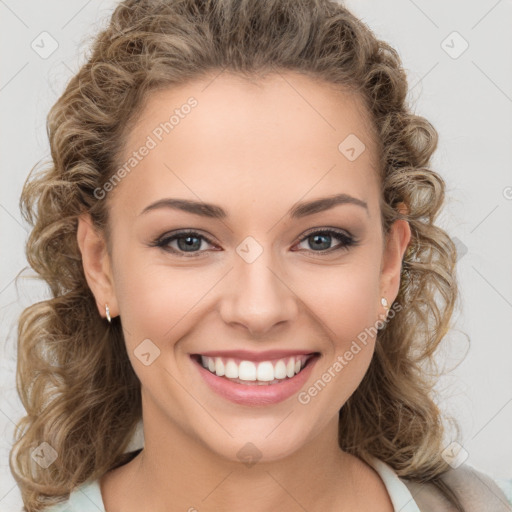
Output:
[10, 0, 464, 510]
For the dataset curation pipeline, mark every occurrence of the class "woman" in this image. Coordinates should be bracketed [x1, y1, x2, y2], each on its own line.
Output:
[10, 0, 512, 511]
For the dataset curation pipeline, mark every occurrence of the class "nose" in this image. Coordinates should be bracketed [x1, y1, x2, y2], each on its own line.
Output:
[219, 241, 299, 338]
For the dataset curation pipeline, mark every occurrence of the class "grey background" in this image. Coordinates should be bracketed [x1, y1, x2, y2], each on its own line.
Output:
[1, 0, 511, 509]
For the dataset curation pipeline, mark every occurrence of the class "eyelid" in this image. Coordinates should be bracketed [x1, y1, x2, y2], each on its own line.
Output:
[297, 226, 353, 241]
[151, 229, 218, 253]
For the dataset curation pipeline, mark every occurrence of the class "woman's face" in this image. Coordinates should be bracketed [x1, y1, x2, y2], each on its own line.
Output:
[79, 71, 410, 463]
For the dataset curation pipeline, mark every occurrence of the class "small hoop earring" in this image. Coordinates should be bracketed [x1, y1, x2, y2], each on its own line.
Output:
[105, 304, 112, 323]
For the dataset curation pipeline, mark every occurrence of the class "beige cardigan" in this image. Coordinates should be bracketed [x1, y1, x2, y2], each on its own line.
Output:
[401, 464, 512, 511]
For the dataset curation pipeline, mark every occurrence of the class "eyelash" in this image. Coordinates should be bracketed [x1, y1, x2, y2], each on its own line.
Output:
[150, 228, 358, 258]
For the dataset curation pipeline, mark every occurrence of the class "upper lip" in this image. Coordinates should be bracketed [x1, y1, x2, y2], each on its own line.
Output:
[192, 349, 318, 362]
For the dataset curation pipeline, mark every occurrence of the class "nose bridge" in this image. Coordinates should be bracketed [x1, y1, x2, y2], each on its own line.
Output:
[220, 234, 298, 335]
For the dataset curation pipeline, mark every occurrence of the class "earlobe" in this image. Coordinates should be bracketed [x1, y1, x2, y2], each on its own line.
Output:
[76, 213, 118, 320]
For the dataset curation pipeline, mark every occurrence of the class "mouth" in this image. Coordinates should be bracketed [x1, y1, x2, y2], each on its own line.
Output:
[190, 352, 319, 385]
[189, 352, 321, 406]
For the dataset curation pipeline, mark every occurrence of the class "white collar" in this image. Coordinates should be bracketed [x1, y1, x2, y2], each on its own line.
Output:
[367, 456, 421, 512]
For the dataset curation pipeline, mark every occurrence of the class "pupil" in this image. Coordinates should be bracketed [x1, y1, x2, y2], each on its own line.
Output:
[312, 234, 330, 250]
[179, 236, 200, 251]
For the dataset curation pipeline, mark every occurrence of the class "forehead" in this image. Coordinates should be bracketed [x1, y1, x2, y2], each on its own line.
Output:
[111, 71, 381, 221]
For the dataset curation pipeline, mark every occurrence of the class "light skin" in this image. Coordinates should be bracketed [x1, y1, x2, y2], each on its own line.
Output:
[77, 71, 411, 511]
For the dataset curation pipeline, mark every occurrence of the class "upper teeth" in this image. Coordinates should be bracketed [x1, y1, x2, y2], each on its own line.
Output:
[200, 355, 309, 381]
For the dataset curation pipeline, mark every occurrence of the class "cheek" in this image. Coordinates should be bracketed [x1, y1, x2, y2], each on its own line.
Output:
[293, 265, 382, 415]
[293, 261, 381, 342]
[113, 252, 220, 351]
[114, 227, 383, 344]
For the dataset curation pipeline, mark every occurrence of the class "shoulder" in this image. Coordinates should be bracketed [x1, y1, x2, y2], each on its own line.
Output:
[400, 463, 512, 512]
[43, 479, 105, 512]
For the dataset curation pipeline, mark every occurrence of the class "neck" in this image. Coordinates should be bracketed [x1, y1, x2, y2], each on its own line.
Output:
[102, 400, 368, 512]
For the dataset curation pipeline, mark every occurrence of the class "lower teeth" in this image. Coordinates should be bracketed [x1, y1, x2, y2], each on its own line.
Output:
[224, 377, 285, 385]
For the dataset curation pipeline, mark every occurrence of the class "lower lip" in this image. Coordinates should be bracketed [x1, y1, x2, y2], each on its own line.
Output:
[191, 355, 319, 406]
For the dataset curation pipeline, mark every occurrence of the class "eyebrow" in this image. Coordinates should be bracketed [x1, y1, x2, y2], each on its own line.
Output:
[139, 193, 369, 219]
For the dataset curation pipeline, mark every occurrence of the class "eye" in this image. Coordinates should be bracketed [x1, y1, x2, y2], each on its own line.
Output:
[151, 230, 217, 258]
[293, 228, 357, 254]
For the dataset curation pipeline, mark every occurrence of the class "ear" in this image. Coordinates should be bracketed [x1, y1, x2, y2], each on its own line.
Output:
[76, 213, 118, 320]
[379, 208, 411, 308]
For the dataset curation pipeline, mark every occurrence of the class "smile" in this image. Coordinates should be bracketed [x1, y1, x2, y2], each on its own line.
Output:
[190, 352, 320, 405]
